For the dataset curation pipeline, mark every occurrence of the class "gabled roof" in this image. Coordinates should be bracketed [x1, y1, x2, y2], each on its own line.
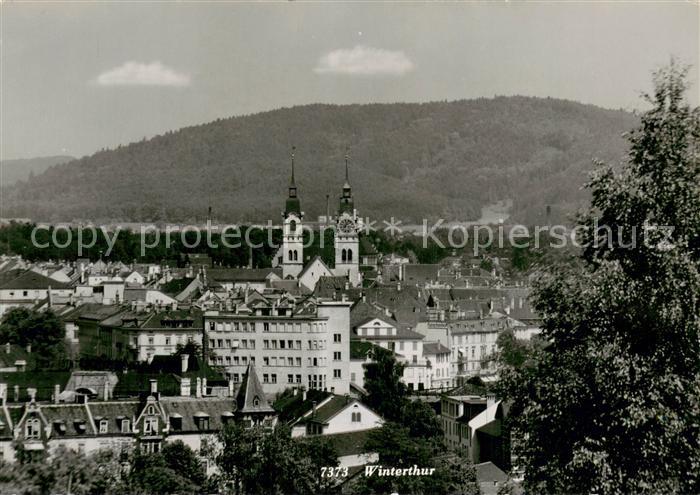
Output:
[273, 389, 331, 423]
[0, 269, 71, 290]
[299, 395, 357, 425]
[298, 255, 334, 280]
[236, 364, 274, 414]
[423, 342, 450, 355]
[208, 268, 282, 282]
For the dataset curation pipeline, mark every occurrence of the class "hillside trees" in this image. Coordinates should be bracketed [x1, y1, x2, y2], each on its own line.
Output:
[501, 63, 700, 493]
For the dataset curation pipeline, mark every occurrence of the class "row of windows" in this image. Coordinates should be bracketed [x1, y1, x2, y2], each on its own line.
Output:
[209, 338, 256, 349]
[263, 356, 303, 367]
[208, 321, 328, 334]
[210, 355, 255, 366]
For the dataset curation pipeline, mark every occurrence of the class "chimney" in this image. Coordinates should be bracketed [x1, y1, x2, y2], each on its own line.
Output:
[149, 379, 158, 394]
[302, 389, 307, 401]
[196, 377, 202, 398]
[510, 297, 515, 309]
[487, 394, 497, 409]
[228, 379, 234, 397]
[54, 384, 61, 404]
[13, 385, 19, 402]
[325, 194, 330, 224]
[519, 297, 523, 309]
[361, 293, 366, 303]
[26, 344, 31, 354]
[27, 388, 37, 402]
[0, 383, 7, 402]
[103, 382, 110, 401]
[48, 285, 53, 308]
[312, 401, 317, 416]
[397, 282, 402, 292]
[344, 281, 350, 291]
[201, 378, 208, 397]
[5, 343, 9, 354]
[181, 354, 190, 373]
[181, 377, 191, 397]
[293, 388, 298, 397]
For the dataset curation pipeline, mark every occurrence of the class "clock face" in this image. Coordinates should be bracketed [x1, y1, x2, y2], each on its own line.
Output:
[338, 217, 356, 234]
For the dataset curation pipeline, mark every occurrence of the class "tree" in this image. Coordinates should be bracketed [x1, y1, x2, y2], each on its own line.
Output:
[354, 423, 479, 495]
[502, 62, 700, 493]
[0, 308, 67, 369]
[363, 346, 408, 422]
[216, 423, 339, 495]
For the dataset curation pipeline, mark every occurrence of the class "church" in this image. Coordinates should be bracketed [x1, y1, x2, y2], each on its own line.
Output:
[273, 148, 363, 289]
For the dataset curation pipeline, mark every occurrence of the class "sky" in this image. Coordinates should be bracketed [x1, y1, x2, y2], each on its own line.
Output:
[1, 1, 698, 160]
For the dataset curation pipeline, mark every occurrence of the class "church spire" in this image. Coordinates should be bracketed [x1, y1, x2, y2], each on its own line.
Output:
[339, 148, 354, 214]
[290, 145, 296, 187]
[284, 146, 301, 216]
[344, 149, 349, 184]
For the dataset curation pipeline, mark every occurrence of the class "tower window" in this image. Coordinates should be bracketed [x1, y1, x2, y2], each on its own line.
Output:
[288, 250, 293, 261]
[341, 249, 347, 262]
[290, 220, 297, 232]
[347, 249, 353, 262]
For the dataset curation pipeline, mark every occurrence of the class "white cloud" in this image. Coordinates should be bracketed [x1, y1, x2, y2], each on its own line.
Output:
[314, 45, 414, 76]
[95, 61, 191, 87]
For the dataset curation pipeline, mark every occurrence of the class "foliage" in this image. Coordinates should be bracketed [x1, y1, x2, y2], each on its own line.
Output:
[363, 346, 409, 422]
[353, 423, 480, 495]
[500, 63, 700, 493]
[216, 423, 339, 495]
[0, 308, 67, 369]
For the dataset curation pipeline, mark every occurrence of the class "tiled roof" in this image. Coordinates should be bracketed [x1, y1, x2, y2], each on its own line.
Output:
[0, 269, 71, 290]
[41, 403, 94, 437]
[160, 397, 235, 433]
[273, 389, 331, 423]
[423, 342, 450, 355]
[402, 264, 440, 283]
[301, 395, 355, 425]
[236, 364, 274, 414]
[208, 268, 282, 282]
[307, 429, 374, 457]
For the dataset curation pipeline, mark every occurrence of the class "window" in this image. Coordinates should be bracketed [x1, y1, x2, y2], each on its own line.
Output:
[263, 340, 269, 349]
[333, 351, 341, 361]
[287, 340, 293, 348]
[295, 340, 301, 349]
[263, 374, 269, 383]
[264, 357, 269, 366]
[226, 339, 232, 348]
[148, 337, 154, 345]
[288, 357, 294, 366]
[241, 356, 248, 364]
[263, 322, 270, 332]
[99, 420, 108, 434]
[271, 374, 277, 384]
[209, 339, 215, 348]
[165, 337, 171, 346]
[25, 418, 41, 439]
[209, 322, 215, 330]
[217, 339, 223, 348]
[144, 418, 158, 434]
[233, 373, 240, 383]
[333, 369, 341, 379]
[351, 412, 362, 422]
[121, 419, 131, 433]
[351, 372, 356, 382]
[288, 374, 294, 384]
[412, 355, 418, 364]
[296, 374, 302, 383]
[280, 340, 286, 349]
[296, 357, 302, 367]
[233, 356, 239, 365]
[249, 340, 255, 349]
[333, 334, 341, 343]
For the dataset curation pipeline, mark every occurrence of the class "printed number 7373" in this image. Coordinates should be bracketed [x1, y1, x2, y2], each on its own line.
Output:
[321, 466, 348, 477]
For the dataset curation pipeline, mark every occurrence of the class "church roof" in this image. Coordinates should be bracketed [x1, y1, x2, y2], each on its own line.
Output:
[236, 364, 274, 414]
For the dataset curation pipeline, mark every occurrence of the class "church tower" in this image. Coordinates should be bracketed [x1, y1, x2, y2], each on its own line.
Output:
[282, 147, 304, 279]
[333, 152, 361, 286]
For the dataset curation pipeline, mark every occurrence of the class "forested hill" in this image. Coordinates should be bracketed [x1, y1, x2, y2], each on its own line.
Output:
[0, 156, 75, 186]
[2, 97, 637, 224]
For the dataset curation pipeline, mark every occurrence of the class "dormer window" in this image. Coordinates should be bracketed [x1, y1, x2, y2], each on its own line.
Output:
[194, 412, 209, 430]
[253, 397, 260, 407]
[74, 421, 86, 434]
[99, 420, 108, 434]
[169, 414, 183, 431]
[144, 418, 158, 434]
[25, 418, 41, 439]
[121, 419, 131, 433]
[147, 405, 155, 415]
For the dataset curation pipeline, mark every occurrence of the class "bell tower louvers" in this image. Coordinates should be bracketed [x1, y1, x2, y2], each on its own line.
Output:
[282, 147, 304, 279]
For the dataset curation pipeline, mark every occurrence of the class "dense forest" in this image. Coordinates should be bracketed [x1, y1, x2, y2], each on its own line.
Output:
[0, 155, 75, 186]
[1, 97, 636, 224]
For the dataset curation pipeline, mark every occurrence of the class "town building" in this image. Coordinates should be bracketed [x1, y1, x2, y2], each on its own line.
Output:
[203, 294, 352, 395]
